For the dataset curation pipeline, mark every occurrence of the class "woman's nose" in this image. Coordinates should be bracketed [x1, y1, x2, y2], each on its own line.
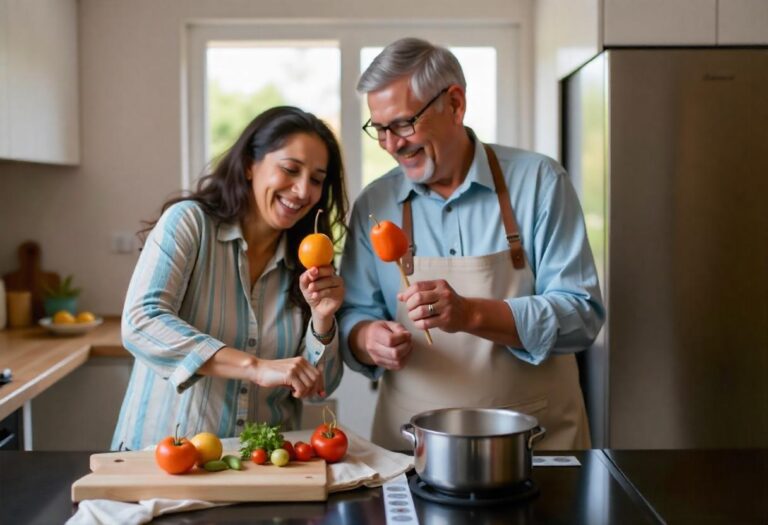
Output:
[293, 176, 310, 199]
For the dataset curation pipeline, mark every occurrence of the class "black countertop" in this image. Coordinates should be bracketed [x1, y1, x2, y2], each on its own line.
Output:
[1, 450, 663, 525]
[605, 449, 768, 524]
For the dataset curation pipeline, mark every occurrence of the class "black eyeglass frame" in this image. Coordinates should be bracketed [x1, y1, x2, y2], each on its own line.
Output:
[362, 87, 450, 141]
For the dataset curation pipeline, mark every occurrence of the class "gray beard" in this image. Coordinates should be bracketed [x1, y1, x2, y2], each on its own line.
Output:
[405, 155, 435, 184]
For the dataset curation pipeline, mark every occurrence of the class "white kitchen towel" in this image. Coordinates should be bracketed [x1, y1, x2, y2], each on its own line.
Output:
[66, 428, 413, 525]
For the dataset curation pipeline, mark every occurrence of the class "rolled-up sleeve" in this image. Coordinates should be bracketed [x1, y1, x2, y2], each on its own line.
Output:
[121, 202, 226, 392]
[507, 164, 605, 364]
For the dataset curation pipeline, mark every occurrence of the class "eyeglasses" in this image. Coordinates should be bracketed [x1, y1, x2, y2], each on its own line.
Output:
[362, 87, 449, 141]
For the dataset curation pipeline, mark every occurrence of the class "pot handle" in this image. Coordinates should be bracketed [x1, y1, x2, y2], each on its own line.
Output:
[400, 423, 417, 449]
[528, 426, 546, 450]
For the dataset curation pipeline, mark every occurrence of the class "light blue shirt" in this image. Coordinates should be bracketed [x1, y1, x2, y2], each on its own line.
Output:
[112, 201, 342, 450]
[339, 134, 604, 377]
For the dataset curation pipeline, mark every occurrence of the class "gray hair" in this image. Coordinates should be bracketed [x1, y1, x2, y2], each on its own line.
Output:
[357, 37, 466, 101]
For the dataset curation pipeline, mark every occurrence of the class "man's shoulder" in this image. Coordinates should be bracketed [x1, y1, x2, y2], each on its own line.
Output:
[490, 144, 565, 174]
[357, 166, 404, 201]
[487, 145, 567, 191]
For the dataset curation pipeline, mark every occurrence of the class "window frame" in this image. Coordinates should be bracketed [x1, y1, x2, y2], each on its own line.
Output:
[183, 20, 525, 200]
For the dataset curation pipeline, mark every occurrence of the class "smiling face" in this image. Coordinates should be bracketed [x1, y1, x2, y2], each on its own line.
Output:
[366, 76, 466, 186]
[248, 132, 328, 234]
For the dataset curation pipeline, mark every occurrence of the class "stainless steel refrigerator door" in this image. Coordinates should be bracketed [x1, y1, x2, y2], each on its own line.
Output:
[606, 49, 768, 448]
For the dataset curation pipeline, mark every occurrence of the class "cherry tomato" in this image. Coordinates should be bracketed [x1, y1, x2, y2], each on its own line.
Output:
[281, 440, 296, 461]
[271, 448, 290, 467]
[294, 441, 315, 461]
[369, 215, 409, 262]
[311, 423, 348, 464]
[298, 209, 334, 268]
[251, 448, 267, 465]
[155, 424, 198, 474]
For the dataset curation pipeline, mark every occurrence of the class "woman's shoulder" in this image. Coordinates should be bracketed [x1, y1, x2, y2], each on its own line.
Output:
[159, 200, 211, 227]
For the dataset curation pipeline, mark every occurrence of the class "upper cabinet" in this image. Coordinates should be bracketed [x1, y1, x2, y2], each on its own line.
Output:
[0, 0, 79, 165]
[604, 0, 768, 47]
[718, 0, 768, 45]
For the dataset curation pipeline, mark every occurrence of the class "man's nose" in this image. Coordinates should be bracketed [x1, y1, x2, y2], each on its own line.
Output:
[380, 129, 405, 155]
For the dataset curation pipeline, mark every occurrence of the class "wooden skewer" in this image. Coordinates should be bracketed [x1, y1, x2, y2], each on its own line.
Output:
[396, 261, 433, 346]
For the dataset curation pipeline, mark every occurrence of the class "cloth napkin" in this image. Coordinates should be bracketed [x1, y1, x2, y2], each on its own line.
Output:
[67, 429, 413, 525]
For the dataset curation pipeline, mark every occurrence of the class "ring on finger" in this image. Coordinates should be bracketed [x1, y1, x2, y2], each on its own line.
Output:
[427, 303, 436, 317]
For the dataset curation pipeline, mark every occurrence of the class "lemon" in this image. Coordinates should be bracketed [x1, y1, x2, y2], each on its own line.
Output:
[52, 310, 76, 324]
[76, 311, 96, 323]
[190, 432, 223, 467]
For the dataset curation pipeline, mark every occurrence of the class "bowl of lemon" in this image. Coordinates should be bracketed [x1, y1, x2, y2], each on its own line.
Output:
[39, 310, 103, 336]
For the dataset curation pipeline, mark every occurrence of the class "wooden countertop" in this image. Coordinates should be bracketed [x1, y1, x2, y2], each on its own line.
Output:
[0, 317, 127, 421]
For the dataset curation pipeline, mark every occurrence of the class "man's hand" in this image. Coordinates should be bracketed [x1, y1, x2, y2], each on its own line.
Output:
[398, 279, 473, 333]
[351, 320, 413, 370]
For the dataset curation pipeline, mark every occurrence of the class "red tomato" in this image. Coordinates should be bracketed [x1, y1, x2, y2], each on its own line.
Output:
[281, 440, 296, 461]
[311, 423, 348, 464]
[251, 448, 268, 465]
[294, 441, 315, 461]
[154, 425, 197, 475]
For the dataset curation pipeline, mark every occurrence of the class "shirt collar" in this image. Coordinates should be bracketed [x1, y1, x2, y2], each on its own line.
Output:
[394, 127, 494, 204]
[217, 220, 291, 268]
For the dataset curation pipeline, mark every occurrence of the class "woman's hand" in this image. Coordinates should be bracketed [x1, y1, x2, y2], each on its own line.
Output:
[300, 266, 344, 329]
[250, 356, 324, 398]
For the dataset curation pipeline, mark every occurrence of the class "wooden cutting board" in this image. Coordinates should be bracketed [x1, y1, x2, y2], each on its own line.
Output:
[71, 450, 327, 502]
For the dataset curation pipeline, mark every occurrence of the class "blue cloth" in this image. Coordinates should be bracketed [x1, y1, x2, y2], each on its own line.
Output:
[338, 135, 604, 378]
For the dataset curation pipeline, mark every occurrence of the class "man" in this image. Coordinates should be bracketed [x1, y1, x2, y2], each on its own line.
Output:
[338, 38, 604, 450]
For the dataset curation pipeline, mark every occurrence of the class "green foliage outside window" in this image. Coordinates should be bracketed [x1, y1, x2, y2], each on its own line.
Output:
[208, 79, 287, 164]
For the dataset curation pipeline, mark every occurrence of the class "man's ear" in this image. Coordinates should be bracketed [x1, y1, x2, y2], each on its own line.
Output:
[446, 85, 467, 124]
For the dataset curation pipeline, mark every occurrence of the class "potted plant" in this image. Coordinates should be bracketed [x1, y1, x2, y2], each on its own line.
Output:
[42, 275, 81, 317]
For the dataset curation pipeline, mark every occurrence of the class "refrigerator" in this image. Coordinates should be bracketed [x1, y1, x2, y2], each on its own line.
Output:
[562, 49, 768, 449]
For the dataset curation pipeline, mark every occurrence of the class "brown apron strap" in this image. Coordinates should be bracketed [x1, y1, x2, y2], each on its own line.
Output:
[484, 144, 525, 269]
[400, 143, 525, 272]
[402, 199, 415, 275]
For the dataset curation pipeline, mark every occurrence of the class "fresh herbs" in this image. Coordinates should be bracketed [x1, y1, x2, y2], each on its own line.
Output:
[239, 421, 284, 460]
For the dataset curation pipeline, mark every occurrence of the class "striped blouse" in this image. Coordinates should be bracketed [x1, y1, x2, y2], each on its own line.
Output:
[111, 200, 342, 450]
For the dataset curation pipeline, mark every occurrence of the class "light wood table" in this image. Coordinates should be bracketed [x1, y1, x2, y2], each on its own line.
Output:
[0, 317, 126, 431]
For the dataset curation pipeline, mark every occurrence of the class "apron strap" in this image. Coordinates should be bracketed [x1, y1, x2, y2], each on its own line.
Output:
[401, 143, 525, 273]
[484, 144, 525, 269]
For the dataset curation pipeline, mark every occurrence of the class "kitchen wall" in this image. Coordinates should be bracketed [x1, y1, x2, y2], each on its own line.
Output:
[0, 0, 533, 320]
[0, 0, 535, 445]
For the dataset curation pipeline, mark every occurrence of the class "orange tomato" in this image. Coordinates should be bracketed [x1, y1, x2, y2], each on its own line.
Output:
[155, 424, 198, 474]
[369, 215, 409, 263]
[299, 209, 335, 268]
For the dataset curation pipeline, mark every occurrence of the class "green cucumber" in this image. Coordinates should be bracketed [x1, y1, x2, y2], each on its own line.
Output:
[222, 454, 243, 470]
[203, 459, 228, 472]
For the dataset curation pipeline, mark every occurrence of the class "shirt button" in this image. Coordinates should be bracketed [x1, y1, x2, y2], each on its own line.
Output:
[446, 205, 453, 212]
[240, 387, 248, 395]
[248, 338, 257, 347]
[449, 248, 456, 255]
[236, 419, 244, 426]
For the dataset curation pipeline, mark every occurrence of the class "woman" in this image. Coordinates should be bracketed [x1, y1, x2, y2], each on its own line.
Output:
[112, 107, 348, 450]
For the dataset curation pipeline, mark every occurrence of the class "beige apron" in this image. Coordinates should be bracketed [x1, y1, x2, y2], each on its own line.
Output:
[371, 145, 591, 451]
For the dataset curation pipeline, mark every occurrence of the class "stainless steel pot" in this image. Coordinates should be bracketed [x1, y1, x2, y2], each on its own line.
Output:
[400, 407, 546, 494]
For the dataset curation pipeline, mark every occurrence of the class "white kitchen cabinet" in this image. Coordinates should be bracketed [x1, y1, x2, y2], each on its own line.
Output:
[718, 0, 768, 44]
[603, 0, 717, 46]
[0, 0, 79, 165]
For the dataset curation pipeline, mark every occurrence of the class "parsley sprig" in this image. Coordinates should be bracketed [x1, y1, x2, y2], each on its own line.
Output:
[239, 421, 284, 460]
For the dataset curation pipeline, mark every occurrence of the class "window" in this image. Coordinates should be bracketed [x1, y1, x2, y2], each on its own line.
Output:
[185, 22, 524, 201]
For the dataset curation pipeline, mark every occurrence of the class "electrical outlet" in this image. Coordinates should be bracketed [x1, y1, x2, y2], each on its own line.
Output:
[110, 232, 137, 254]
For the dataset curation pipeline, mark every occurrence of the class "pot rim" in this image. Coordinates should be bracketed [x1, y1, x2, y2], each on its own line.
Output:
[408, 407, 539, 439]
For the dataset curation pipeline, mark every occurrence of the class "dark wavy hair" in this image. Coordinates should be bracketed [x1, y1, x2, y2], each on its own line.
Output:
[143, 106, 349, 321]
